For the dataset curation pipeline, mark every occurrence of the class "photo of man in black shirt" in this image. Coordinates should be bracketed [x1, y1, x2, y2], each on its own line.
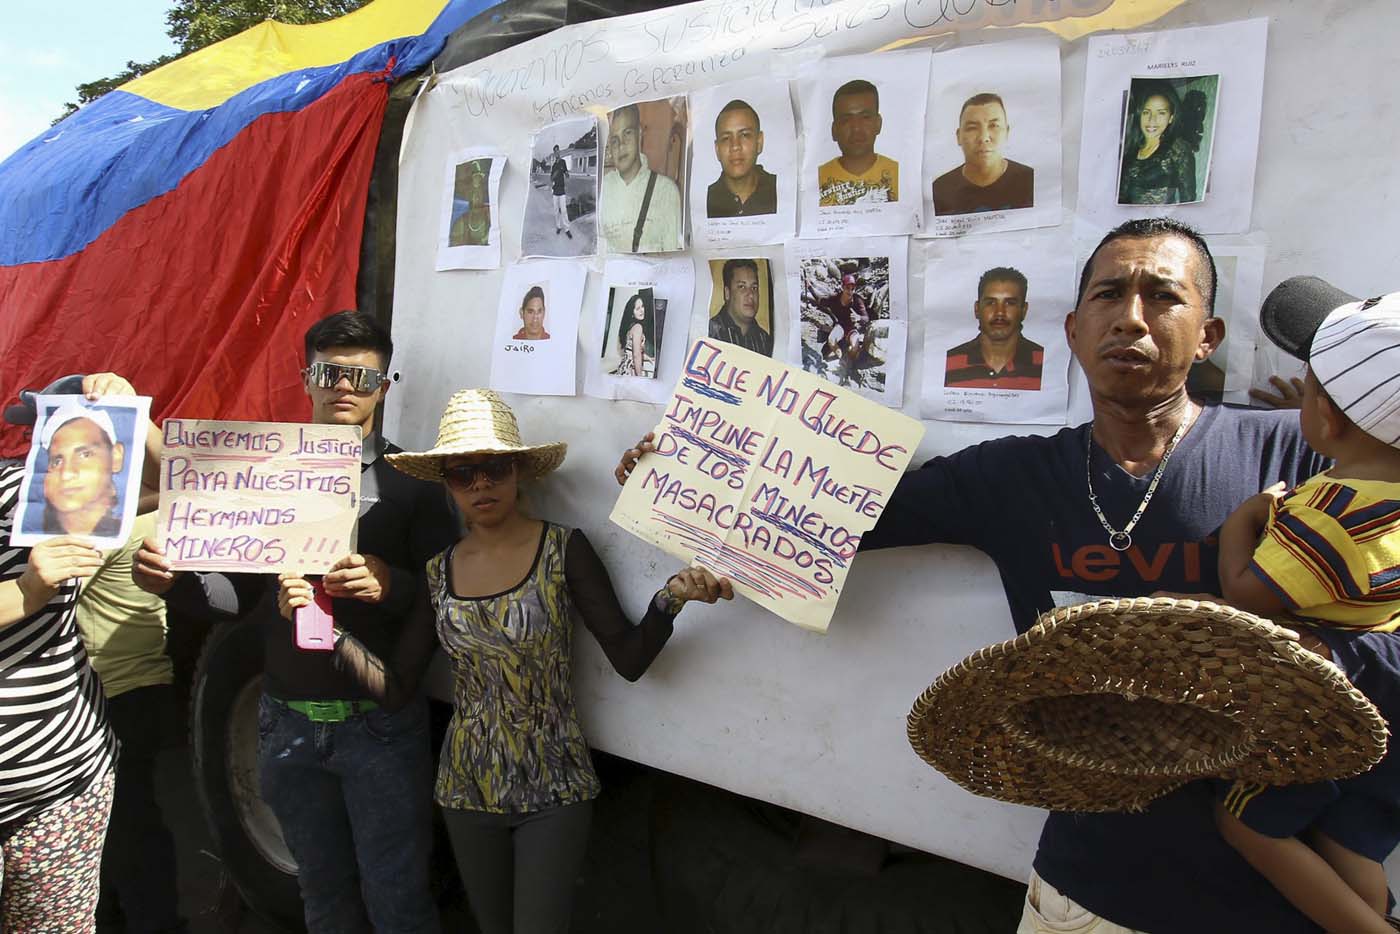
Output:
[933, 93, 1034, 216]
[707, 258, 774, 356]
[705, 100, 778, 219]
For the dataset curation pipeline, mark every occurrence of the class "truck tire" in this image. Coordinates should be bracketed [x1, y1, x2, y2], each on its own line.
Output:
[191, 618, 305, 931]
[650, 774, 1024, 934]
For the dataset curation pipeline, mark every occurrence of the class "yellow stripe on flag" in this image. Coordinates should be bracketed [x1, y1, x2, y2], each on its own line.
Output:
[121, 0, 450, 111]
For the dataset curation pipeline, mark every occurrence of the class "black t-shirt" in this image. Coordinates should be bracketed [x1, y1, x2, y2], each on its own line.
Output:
[863, 404, 1339, 933]
[705, 167, 778, 218]
[932, 159, 1033, 216]
[168, 440, 459, 701]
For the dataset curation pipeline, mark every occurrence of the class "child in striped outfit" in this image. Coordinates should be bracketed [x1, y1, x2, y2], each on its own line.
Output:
[1217, 278, 1400, 934]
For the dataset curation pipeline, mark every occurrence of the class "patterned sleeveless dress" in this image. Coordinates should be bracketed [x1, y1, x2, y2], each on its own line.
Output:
[427, 522, 602, 813]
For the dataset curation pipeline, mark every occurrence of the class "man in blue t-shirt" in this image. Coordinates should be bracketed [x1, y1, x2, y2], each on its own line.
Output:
[617, 217, 1394, 932]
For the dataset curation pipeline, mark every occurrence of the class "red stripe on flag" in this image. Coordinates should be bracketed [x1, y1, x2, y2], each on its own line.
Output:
[0, 71, 389, 457]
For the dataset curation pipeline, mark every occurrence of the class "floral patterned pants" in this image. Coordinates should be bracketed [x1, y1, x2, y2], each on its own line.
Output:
[0, 771, 115, 933]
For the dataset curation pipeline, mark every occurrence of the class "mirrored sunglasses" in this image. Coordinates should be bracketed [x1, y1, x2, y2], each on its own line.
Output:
[443, 456, 517, 488]
[303, 361, 389, 393]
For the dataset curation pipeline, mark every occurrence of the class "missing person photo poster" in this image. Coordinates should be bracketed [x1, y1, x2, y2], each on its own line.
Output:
[521, 117, 599, 259]
[600, 97, 688, 255]
[488, 260, 587, 396]
[797, 50, 929, 239]
[1115, 74, 1220, 207]
[1078, 19, 1267, 234]
[584, 257, 694, 404]
[604, 288, 665, 379]
[701, 256, 785, 362]
[12, 394, 151, 548]
[436, 147, 507, 270]
[922, 38, 1063, 239]
[784, 236, 908, 408]
[1193, 240, 1265, 405]
[921, 232, 1072, 425]
[688, 78, 797, 250]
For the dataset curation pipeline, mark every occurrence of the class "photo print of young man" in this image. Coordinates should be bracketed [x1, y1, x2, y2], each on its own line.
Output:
[522, 117, 599, 258]
[707, 258, 775, 357]
[600, 98, 688, 254]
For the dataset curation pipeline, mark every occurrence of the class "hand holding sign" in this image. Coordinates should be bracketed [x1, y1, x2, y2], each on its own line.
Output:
[156, 419, 363, 574]
[611, 340, 923, 632]
[322, 553, 392, 604]
[665, 567, 735, 608]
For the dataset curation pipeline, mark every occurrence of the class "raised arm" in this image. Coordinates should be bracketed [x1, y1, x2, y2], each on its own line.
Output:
[81, 372, 162, 508]
[564, 529, 730, 682]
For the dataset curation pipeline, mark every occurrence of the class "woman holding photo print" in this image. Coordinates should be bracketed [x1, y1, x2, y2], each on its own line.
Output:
[1117, 79, 1209, 205]
[611, 291, 655, 377]
[278, 389, 731, 934]
[0, 372, 161, 932]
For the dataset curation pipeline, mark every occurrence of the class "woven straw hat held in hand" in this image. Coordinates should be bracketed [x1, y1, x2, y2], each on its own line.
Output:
[906, 597, 1389, 813]
[385, 389, 567, 483]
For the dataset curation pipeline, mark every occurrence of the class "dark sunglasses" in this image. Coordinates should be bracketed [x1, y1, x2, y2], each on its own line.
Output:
[303, 362, 389, 393]
[443, 457, 517, 488]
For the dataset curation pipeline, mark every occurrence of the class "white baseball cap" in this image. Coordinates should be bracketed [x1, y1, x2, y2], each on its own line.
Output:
[39, 401, 118, 450]
[1261, 277, 1400, 448]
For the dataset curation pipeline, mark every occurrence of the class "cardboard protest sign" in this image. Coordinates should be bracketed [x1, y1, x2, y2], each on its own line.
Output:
[611, 340, 923, 632]
[157, 419, 363, 573]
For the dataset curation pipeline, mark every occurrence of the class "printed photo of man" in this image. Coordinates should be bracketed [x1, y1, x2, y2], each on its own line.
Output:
[511, 286, 551, 341]
[522, 119, 597, 258]
[708, 259, 774, 356]
[818, 80, 899, 206]
[549, 146, 572, 238]
[706, 100, 777, 219]
[933, 93, 1034, 216]
[38, 403, 127, 536]
[600, 102, 684, 253]
[944, 266, 1043, 390]
[820, 272, 873, 363]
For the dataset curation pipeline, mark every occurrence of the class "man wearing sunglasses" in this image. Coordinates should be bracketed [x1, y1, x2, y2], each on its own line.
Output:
[136, 311, 457, 933]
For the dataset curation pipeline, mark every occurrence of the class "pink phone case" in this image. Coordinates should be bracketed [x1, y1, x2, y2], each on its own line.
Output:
[295, 584, 335, 651]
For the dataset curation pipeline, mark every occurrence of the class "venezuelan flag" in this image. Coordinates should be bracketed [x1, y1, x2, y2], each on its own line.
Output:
[0, 0, 501, 455]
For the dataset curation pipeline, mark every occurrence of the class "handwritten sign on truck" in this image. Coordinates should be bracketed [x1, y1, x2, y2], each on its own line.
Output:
[157, 419, 363, 573]
[611, 339, 924, 632]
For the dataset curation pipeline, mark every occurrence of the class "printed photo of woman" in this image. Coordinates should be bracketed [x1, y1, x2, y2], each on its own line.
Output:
[1116, 75, 1219, 206]
[608, 290, 661, 379]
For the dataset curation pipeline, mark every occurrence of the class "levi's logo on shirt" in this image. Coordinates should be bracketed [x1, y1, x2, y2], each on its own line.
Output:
[1050, 538, 1217, 584]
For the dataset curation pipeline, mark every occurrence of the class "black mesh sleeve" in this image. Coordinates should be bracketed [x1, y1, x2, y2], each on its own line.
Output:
[330, 576, 439, 711]
[564, 529, 674, 682]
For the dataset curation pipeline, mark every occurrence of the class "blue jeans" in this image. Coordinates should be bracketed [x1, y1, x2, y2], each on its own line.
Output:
[257, 695, 439, 934]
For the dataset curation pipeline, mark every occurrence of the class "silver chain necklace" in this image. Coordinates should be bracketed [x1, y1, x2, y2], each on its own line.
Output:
[1085, 416, 1191, 552]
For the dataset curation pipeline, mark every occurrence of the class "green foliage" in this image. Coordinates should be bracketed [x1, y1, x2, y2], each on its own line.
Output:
[58, 0, 372, 119]
[165, 0, 372, 52]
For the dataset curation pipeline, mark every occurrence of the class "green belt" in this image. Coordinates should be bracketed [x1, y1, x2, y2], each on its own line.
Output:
[279, 698, 378, 723]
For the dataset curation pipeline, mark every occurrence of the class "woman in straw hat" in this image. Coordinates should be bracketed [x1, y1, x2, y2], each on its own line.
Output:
[278, 388, 732, 934]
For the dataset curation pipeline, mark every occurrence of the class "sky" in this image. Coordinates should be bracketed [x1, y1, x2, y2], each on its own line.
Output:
[0, 1, 176, 163]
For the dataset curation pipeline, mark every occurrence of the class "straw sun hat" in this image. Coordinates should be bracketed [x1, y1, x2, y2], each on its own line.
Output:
[386, 389, 566, 483]
[906, 598, 1389, 814]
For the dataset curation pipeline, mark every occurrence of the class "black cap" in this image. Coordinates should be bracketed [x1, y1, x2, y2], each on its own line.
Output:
[1259, 276, 1358, 362]
[3, 374, 86, 427]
